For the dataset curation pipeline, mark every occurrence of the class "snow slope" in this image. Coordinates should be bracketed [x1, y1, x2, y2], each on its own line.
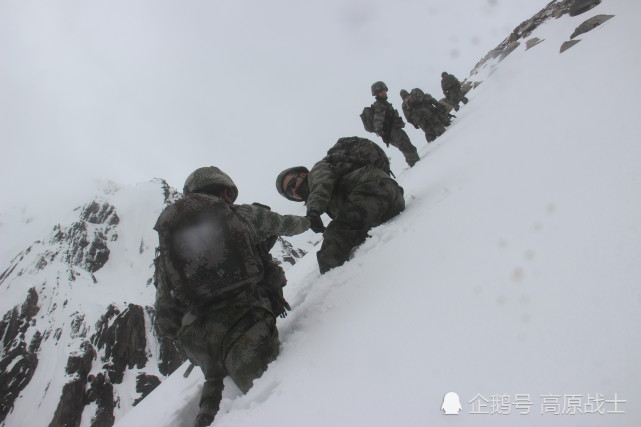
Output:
[115, 1, 641, 427]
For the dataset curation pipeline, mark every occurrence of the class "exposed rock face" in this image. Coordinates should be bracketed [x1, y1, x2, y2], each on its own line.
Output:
[570, 14, 614, 39]
[560, 39, 582, 53]
[471, 0, 575, 75]
[49, 341, 96, 427]
[56, 201, 119, 273]
[275, 237, 307, 267]
[470, 0, 614, 70]
[0, 288, 41, 424]
[569, 0, 601, 16]
[92, 304, 148, 384]
[0, 179, 305, 426]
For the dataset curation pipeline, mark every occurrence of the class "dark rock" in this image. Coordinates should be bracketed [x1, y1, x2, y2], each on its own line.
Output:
[569, 0, 601, 16]
[499, 41, 520, 61]
[63, 221, 111, 273]
[48, 379, 86, 427]
[471, 0, 575, 75]
[81, 201, 120, 226]
[0, 289, 41, 423]
[86, 373, 115, 427]
[147, 306, 187, 376]
[49, 342, 96, 427]
[560, 39, 582, 53]
[92, 304, 148, 384]
[570, 14, 614, 39]
[134, 374, 161, 405]
[526, 37, 545, 50]
[70, 312, 88, 338]
[276, 237, 307, 267]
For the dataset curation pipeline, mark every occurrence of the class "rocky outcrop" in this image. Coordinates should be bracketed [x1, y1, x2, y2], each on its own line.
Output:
[48, 302, 186, 427]
[0, 288, 41, 424]
[471, 0, 574, 75]
[157, 178, 182, 206]
[92, 304, 148, 384]
[0, 180, 304, 427]
[276, 237, 307, 267]
[49, 341, 96, 427]
[54, 201, 119, 273]
[569, 0, 601, 16]
[570, 14, 614, 39]
[470, 0, 614, 70]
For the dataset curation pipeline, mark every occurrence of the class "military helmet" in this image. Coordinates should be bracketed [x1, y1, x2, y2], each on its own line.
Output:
[276, 166, 309, 202]
[399, 89, 409, 99]
[183, 166, 239, 202]
[371, 81, 388, 96]
[441, 72, 447, 78]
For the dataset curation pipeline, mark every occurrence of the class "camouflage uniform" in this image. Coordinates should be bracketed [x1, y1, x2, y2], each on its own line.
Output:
[400, 88, 450, 143]
[305, 153, 405, 273]
[154, 167, 309, 427]
[441, 72, 469, 112]
[371, 95, 420, 167]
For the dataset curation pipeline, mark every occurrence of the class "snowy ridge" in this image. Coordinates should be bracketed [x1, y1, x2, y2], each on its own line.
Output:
[117, 1, 641, 426]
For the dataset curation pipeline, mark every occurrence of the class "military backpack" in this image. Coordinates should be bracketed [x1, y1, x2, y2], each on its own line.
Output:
[326, 136, 392, 176]
[153, 193, 264, 311]
[360, 106, 375, 133]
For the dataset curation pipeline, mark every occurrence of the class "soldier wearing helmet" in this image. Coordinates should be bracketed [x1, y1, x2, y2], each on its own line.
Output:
[153, 166, 310, 427]
[276, 137, 405, 274]
[400, 88, 451, 143]
[366, 81, 420, 167]
[440, 71, 469, 112]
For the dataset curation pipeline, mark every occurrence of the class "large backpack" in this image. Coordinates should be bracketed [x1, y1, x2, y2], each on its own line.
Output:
[326, 136, 392, 176]
[360, 106, 375, 133]
[154, 193, 263, 311]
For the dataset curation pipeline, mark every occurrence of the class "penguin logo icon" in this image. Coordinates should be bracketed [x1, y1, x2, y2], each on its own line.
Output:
[441, 392, 462, 415]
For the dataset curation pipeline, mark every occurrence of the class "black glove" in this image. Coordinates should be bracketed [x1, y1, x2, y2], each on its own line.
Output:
[306, 213, 325, 233]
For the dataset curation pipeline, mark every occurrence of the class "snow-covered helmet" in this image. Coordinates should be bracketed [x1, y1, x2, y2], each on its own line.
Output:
[183, 166, 238, 202]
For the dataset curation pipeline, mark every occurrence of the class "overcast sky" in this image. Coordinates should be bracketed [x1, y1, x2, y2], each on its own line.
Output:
[0, 0, 549, 218]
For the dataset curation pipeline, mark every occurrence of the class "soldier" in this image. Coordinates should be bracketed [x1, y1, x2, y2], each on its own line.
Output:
[367, 81, 420, 167]
[441, 71, 469, 112]
[276, 137, 405, 274]
[153, 166, 310, 427]
[400, 88, 450, 143]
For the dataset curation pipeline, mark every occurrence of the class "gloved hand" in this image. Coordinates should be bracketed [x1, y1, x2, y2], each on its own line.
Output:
[306, 213, 325, 233]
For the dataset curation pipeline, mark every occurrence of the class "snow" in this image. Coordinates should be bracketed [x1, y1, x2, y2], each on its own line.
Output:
[113, 2, 641, 427]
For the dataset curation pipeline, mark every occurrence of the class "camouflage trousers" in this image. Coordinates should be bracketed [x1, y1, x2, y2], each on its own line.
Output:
[383, 127, 420, 167]
[445, 89, 469, 111]
[415, 114, 446, 143]
[178, 306, 279, 420]
[318, 179, 405, 274]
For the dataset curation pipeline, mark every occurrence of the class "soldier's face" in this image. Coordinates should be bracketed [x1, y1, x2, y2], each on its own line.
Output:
[376, 90, 388, 97]
[283, 172, 307, 200]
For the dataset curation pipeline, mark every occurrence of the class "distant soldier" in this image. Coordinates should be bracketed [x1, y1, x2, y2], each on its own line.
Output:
[363, 81, 420, 167]
[400, 88, 451, 143]
[441, 72, 469, 112]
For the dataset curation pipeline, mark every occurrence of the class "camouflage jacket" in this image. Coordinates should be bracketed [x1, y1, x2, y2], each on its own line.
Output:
[305, 157, 393, 218]
[405, 89, 443, 122]
[441, 73, 461, 93]
[371, 97, 405, 136]
[154, 200, 310, 339]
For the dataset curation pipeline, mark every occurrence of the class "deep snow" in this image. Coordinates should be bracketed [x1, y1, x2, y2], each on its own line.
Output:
[114, 1, 641, 427]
